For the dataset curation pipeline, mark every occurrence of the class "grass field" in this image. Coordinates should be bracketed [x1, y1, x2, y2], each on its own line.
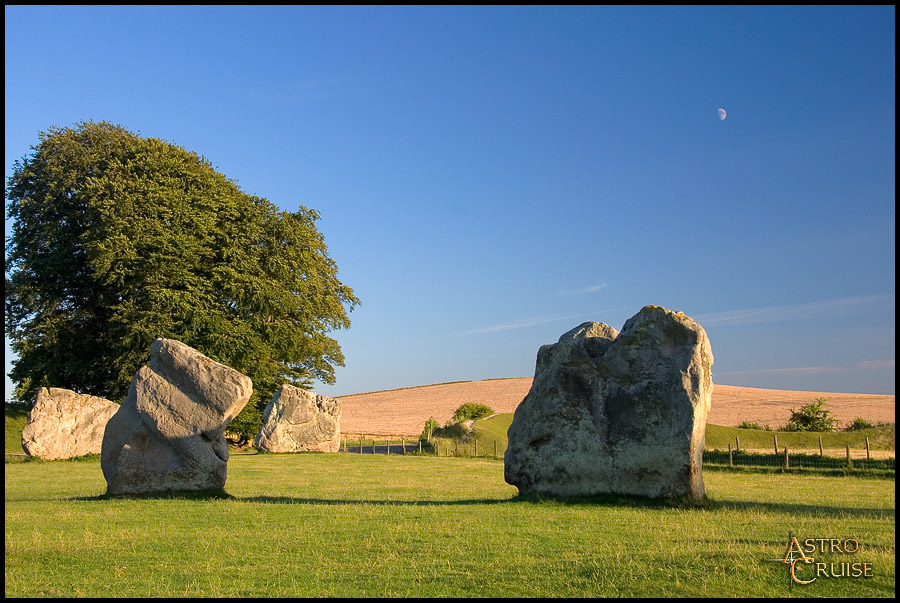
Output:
[4, 452, 895, 597]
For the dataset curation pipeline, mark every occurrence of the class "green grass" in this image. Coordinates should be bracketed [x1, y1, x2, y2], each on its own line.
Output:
[4, 453, 895, 597]
[5, 404, 29, 462]
[703, 451, 894, 474]
[471, 412, 514, 456]
[427, 413, 512, 458]
[705, 423, 896, 452]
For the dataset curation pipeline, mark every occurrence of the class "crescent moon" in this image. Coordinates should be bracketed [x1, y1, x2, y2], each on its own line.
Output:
[717, 107, 727, 120]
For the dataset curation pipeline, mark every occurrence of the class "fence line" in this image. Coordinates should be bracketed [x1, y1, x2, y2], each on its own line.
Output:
[339, 433, 509, 458]
[340, 434, 424, 455]
[705, 445, 894, 470]
[334, 433, 892, 468]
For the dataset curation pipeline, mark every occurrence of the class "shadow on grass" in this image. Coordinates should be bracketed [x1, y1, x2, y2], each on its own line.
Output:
[222, 493, 892, 519]
[60, 472, 892, 518]
[63, 491, 893, 519]
[75, 488, 235, 502]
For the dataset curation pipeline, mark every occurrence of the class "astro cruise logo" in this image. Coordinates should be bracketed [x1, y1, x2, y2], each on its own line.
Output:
[763, 534, 874, 587]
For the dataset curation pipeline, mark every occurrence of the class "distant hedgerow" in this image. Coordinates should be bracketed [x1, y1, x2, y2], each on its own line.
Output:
[738, 421, 772, 431]
[844, 417, 873, 431]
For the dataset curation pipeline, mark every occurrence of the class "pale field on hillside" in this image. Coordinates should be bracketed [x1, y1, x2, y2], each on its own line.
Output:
[337, 378, 896, 437]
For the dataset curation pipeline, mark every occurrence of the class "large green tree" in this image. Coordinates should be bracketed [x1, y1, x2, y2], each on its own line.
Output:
[5, 121, 359, 438]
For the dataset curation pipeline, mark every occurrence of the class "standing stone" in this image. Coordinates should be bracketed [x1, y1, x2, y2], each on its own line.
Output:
[101, 339, 252, 495]
[255, 384, 342, 452]
[504, 306, 714, 500]
[21, 388, 119, 460]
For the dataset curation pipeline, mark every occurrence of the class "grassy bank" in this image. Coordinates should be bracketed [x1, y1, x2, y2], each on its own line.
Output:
[5, 404, 29, 462]
[705, 423, 895, 452]
[4, 453, 894, 597]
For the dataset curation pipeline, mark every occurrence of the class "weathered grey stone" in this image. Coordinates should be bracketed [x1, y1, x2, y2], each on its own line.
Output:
[101, 339, 252, 495]
[21, 388, 119, 460]
[255, 384, 342, 452]
[504, 306, 714, 500]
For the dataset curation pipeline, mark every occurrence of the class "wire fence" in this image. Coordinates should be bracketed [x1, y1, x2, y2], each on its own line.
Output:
[9, 429, 895, 472]
[339, 434, 895, 472]
[340, 434, 427, 455]
[704, 445, 894, 470]
[340, 434, 506, 458]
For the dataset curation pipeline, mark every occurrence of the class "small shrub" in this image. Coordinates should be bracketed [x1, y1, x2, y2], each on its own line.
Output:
[844, 417, 874, 431]
[433, 422, 468, 440]
[420, 417, 439, 441]
[781, 398, 837, 432]
[452, 402, 495, 423]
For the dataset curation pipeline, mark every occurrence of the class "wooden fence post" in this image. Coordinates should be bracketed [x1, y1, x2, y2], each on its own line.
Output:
[735, 435, 740, 452]
[784, 446, 789, 468]
[846, 444, 852, 468]
[360, 435, 364, 454]
[728, 443, 733, 466]
[474, 440, 478, 457]
[386, 437, 390, 455]
[773, 435, 778, 455]
[418, 440, 422, 454]
[819, 436, 823, 456]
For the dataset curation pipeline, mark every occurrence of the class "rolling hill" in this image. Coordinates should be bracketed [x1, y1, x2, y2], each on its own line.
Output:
[337, 378, 895, 437]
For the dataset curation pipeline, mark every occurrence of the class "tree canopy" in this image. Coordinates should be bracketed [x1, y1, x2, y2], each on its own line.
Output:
[5, 121, 359, 438]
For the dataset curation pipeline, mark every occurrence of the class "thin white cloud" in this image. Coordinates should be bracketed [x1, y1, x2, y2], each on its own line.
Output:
[854, 360, 895, 370]
[461, 313, 596, 336]
[695, 294, 892, 327]
[556, 283, 608, 296]
[459, 305, 632, 337]
[716, 366, 845, 378]
[716, 360, 894, 378]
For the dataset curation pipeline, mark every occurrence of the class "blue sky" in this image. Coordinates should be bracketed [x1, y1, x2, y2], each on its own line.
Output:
[4, 6, 895, 399]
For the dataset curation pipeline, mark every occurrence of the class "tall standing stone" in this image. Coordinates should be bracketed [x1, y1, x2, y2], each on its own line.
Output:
[504, 306, 714, 500]
[101, 339, 252, 495]
[254, 384, 342, 452]
[21, 388, 119, 460]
